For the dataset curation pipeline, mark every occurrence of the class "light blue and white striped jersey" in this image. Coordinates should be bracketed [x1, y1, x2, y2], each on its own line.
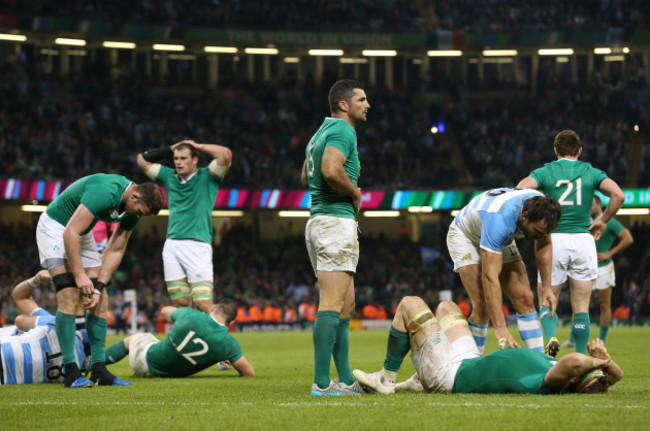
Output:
[0, 312, 86, 385]
[453, 188, 543, 254]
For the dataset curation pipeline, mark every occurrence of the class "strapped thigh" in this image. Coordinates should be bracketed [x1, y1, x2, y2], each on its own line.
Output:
[407, 310, 436, 333]
[191, 282, 213, 301]
[167, 282, 191, 300]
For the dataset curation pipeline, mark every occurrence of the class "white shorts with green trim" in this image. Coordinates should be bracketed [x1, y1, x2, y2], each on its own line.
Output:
[446, 223, 522, 272]
[162, 239, 213, 283]
[305, 215, 359, 276]
[536, 232, 597, 285]
[411, 333, 479, 393]
[593, 261, 615, 291]
[129, 333, 159, 377]
[36, 212, 102, 270]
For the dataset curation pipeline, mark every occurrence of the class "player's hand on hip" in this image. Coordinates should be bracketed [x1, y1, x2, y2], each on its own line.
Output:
[589, 220, 606, 241]
[495, 327, 519, 350]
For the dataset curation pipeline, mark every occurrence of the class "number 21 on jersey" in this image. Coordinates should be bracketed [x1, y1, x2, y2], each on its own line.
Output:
[556, 178, 582, 206]
[176, 330, 209, 365]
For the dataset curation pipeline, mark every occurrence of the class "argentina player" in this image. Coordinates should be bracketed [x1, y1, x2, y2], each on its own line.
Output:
[446, 188, 561, 353]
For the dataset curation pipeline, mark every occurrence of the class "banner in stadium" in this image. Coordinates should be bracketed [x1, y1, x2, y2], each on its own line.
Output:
[1, 179, 648, 209]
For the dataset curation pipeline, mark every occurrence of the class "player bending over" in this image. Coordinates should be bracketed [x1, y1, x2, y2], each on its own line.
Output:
[353, 297, 623, 395]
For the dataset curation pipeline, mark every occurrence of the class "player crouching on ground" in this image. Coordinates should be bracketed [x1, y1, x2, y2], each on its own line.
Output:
[353, 297, 623, 395]
[104, 299, 254, 378]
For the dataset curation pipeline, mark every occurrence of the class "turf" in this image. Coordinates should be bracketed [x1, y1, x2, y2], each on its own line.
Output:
[2, 326, 649, 431]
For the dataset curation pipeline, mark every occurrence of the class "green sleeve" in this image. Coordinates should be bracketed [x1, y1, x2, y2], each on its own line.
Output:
[80, 186, 118, 216]
[227, 337, 244, 363]
[529, 166, 546, 188]
[325, 128, 355, 158]
[118, 215, 141, 231]
[609, 218, 625, 236]
[156, 165, 174, 184]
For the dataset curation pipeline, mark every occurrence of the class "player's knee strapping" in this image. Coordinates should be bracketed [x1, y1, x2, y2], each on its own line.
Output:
[439, 313, 469, 331]
[167, 282, 191, 299]
[407, 310, 436, 333]
[191, 283, 213, 301]
[52, 273, 77, 292]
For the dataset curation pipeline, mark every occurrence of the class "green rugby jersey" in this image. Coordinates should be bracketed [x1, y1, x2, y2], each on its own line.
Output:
[530, 159, 607, 233]
[156, 166, 221, 243]
[146, 308, 243, 377]
[305, 117, 360, 220]
[595, 217, 625, 267]
[46, 174, 140, 233]
[452, 348, 566, 394]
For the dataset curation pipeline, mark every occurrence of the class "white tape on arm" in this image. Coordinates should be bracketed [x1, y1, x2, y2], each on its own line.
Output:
[209, 158, 231, 179]
[144, 163, 162, 180]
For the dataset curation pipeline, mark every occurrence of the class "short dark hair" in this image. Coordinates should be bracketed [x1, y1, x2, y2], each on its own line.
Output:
[134, 183, 164, 214]
[522, 196, 561, 232]
[216, 298, 238, 325]
[174, 143, 199, 158]
[568, 369, 611, 394]
[328, 79, 364, 114]
[554, 130, 581, 157]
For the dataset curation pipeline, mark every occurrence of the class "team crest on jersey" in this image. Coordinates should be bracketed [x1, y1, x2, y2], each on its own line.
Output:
[109, 209, 119, 220]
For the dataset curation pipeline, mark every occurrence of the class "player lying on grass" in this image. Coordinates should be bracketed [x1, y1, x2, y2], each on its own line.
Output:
[104, 298, 254, 378]
[1, 271, 90, 385]
[353, 297, 623, 395]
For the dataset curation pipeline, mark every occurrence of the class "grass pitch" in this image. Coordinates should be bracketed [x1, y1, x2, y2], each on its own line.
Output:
[2, 326, 649, 431]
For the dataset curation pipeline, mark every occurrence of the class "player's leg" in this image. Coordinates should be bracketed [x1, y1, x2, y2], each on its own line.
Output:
[332, 277, 356, 389]
[569, 278, 594, 353]
[106, 335, 134, 364]
[185, 240, 215, 313]
[162, 239, 192, 307]
[354, 296, 433, 394]
[500, 259, 544, 353]
[597, 287, 612, 342]
[536, 233, 568, 354]
[447, 226, 489, 354]
[457, 264, 489, 354]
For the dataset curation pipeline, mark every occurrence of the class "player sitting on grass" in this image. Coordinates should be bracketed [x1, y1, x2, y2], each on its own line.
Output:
[104, 299, 254, 378]
[1, 271, 90, 385]
[353, 297, 623, 395]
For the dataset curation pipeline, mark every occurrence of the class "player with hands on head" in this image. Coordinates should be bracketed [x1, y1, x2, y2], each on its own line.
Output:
[137, 139, 232, 314]
[37, 174, 163, 388]
[446, 188, 561, 353]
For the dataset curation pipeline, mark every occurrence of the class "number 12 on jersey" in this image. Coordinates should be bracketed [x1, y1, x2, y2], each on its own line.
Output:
[176, 330, 209, 365]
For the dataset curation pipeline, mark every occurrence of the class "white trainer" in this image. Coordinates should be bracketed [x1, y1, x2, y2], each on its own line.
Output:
[395, 373, 425, 392]
[352, 370, 395, 394]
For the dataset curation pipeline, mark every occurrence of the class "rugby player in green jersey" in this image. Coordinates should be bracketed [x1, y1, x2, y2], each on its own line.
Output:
[301, 79, 369, 396]
[104, 299, 254, 378]
[564, 195, 634, 348]
[353, 297, 623, 395]
[137, 140, 232, 313]
[36, 174, 164, 387]
[517, 130, 625, 355]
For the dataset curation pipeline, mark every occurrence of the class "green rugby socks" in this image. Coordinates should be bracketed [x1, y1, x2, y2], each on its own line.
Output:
[55, 311, 78, 365]
[332, 318, 354, 386]
[383, 325, 410, 372]
[573, 312, 590, 354]
[86, 313, 108, 366]
[313, 310, 340, 389]
[539, 305, 558, 343]
[106, 339, 128, 364]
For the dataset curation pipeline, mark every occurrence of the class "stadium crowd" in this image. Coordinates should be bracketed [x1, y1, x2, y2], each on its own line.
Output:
[1, 219, 649, 330]
[0, 53, 643, 190]
[0, 0, 424, 32]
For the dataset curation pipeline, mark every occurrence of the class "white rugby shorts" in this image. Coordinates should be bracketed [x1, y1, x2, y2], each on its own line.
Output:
[162, 239, 214, 283]
[36, 212, 102, 270]
[411, 332, 479, 393]
[305, 215, 359, 275]
[593, 261, 616, 291]
[128, 332, 159, 377]
[537, 232, 597, 285]
[446, 223, 522, 272]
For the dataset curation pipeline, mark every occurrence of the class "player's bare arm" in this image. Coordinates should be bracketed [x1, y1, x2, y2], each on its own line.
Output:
[586, 339, 623, 384]
[590, 178, 625, 240]
[516, 176, 539, 190]
[232, 356, 255, 377]
[11, 270, 50, 316]
[480, 249, 519, 349]
[534, 234, 556, 317]
[321, 146, 362, 214]
[598, 228, 633, 262]
[92, 226, 132, 309]
[160, 306, 178, 322]
[300, 160, 308, 188]
[63, 204, 97, 296]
